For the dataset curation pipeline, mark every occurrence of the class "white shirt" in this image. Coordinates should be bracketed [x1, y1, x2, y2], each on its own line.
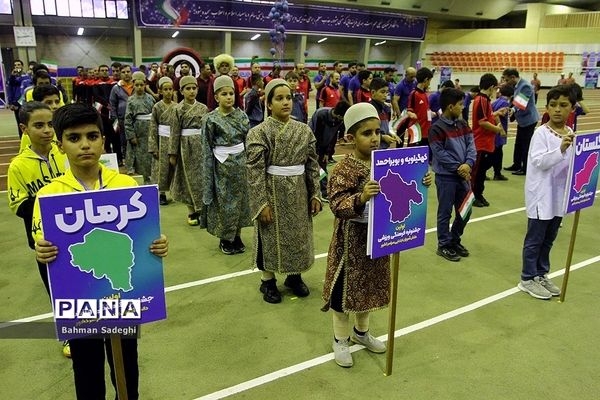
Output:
[525, 124, 573, 219]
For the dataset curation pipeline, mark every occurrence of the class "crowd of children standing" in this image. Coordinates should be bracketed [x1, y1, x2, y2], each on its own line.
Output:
[5, 50, 590, 396]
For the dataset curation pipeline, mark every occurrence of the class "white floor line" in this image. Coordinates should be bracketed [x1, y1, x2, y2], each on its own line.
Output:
[4, 191, 599, 326]
[194, 254, 600, 400]
[2, 204, 530, 325]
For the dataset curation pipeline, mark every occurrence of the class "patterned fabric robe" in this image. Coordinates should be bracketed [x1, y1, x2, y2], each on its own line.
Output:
[148, 100, 176, 190]
[322, 155, 390, 313]
[201, 108, 252, 241]
[168, 100, 209, 212]
[246, 117, 321, 274]
[124, 93, 155, 182]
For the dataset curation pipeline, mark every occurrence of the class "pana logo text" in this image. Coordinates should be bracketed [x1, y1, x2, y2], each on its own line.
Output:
[54, 299, 142, 320]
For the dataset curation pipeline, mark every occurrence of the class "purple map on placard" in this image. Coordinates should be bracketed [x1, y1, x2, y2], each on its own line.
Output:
[379, 170, 423, 223]
[573, 152, 599, 192]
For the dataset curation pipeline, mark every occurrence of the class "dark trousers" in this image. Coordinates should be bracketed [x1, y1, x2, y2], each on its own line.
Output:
[70, 337, 139, 400]
[318, 153, 328, 197]
[103, 116, 122, 164]
[471, 151, 493, 199]
[492, 145, 504, 176]
[37, 260, 50, 297]
[512, 122, 537, 172]
[521, 217, 562, 280]
[435, 174, 471, 247]
[13, 107, 23, 137]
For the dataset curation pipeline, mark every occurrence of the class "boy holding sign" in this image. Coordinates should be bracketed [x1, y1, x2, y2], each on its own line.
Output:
[518, 86, 575, 300]
[322, 103, 431, 368]
[33, 103, 168, 400]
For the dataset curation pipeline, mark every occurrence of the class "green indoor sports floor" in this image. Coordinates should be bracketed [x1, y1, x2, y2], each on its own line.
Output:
[1, 91, 599, 400]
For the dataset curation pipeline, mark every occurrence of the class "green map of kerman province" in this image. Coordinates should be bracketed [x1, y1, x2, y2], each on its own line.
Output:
[68, 228, 135, 292]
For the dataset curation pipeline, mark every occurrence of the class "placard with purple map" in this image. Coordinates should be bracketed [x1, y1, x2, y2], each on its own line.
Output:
[368, 147, 429, 258]
[39, 185, 167, 340]
[564, 132, 600, 214]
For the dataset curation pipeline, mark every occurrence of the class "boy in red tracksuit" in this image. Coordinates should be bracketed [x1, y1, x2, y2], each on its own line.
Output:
[471, 73, 508, 207]
[407, 67, 433, 148]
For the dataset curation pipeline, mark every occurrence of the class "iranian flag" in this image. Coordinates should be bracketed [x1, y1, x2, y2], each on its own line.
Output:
[458, 190, 475, 220]
[512, 92, 529, 110]
[319, 168, 327, 181]
[407, 122, 422, 145]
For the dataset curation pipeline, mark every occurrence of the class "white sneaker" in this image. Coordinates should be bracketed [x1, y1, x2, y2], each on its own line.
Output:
[538, 275, 561, 296]
[351, 331, 387, 353]
[332, 338, 353, 368]
[518, 277, 552, 300]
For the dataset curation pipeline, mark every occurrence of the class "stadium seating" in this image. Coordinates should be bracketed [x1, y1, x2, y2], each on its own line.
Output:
[429, 51, 564, 72]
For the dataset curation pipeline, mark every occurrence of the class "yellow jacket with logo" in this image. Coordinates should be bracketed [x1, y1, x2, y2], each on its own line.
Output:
[7, 145, 66, 248]
[32, 164, 137, 244]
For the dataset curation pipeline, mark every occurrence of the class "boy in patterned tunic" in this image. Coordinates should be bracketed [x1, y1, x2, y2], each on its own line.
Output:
[124, 71, 155, 184]
[168, 75, 209, 226]
[322, 103, 432, 368]
[201, 76, 252, 254]
[246, 79, 322, 304]
[148, 76, 176, 205]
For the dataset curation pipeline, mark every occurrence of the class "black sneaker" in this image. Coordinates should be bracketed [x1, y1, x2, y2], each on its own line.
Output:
[219, 239, 236, 255]
[453, 243, 470, 257]
[473, 199, 486, 208]
[259, 279, 282, 303]
[187, 212, 201, 226]
[437, 246, 461, 262]
[159, 193, 168, 205]
[480, 196, 490, 207]
[512, 170, 526, 176]
[504, 165, 520, 172]
[233, 236, 245, 253]
[493, 174, 508, 181]
[284, 274, 310, 297]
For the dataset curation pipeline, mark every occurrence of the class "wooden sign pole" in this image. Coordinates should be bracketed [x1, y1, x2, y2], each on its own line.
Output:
[384, 252, 400, 376]
[110, 334, 129, 400]
[559, 210, 581, 303]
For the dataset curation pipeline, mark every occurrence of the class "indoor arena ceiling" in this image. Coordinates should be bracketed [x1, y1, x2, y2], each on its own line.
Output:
[304, 0, 600, 19]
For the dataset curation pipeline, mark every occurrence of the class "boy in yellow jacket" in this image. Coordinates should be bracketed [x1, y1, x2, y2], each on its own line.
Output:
[7, 101, 69, 356]
[33, 103, 168, 400]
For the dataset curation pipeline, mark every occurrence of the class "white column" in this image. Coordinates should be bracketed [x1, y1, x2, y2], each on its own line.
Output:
[223, 31, 232, 54]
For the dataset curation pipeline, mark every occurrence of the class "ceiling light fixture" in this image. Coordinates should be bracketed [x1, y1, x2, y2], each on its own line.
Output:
[251, 33, 261, 40]
[318, 37, 328, 43]
[77, 27, 84, 36]
[374, 40, 387, 46]
[172, 31, 179, 38]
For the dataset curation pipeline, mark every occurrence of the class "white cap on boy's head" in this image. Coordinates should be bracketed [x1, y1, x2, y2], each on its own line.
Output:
[158, 76, 173, 88]
[213, 75, 234, 93]
[264, 78, 289, 101]
[132, 71, 146, 82]
[179, 75, 196, 89]
[344, 103, 379, 132]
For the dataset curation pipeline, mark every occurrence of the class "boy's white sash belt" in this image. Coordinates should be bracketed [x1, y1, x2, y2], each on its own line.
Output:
[136, 114, 152, 121]
[158, 125, 170, 137]
[267, 165, 305, 176]
[181, 129, 202, 136]
[213, 143, 245, 163]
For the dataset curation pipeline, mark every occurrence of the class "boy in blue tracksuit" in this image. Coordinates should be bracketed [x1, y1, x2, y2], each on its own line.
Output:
[429, 88, 477, 262]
